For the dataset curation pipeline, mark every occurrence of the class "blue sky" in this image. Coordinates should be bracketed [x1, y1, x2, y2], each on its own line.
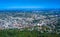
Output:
[0, 0, 60, 9]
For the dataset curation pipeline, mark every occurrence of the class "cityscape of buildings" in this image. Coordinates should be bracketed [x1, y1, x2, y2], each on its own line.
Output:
[0, 9, 60, 34]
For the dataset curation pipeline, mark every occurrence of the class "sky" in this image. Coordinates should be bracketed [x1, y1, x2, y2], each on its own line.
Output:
[0, 0, 60, 9]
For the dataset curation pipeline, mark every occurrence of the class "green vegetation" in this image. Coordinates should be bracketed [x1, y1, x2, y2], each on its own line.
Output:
[38, 31, 60, 37]
[0, 29, 60, 37]
[0, 29, 38, 37]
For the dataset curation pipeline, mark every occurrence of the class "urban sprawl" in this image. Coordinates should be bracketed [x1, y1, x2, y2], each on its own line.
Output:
[0, 9, 60, 34]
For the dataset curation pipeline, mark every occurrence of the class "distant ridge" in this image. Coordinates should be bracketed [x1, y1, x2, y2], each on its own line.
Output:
[0, 8, 60, 13]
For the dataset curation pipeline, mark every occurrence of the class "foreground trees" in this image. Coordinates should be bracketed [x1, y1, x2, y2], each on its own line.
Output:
[0, 29, 60, 37]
